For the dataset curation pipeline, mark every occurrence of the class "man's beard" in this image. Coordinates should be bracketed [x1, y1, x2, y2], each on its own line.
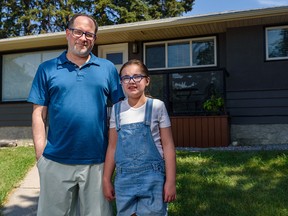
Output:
[71, 43, 92, 57]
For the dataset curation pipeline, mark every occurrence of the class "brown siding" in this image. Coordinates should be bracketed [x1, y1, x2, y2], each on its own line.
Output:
[170, 116, 229, 147]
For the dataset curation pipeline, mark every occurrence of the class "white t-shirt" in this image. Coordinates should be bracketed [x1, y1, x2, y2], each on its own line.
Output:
[109, 98, 171, 157]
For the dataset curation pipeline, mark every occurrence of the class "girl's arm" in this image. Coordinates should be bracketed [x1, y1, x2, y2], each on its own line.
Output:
[103, 128, 118, 201]
[160, 127, 177, 203]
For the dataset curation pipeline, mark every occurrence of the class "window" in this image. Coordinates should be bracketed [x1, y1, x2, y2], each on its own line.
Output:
[266, 25, 288, 61]
[144, 36, 216, 70]
[145, 44, 165, 68]
[147, 69, 225, 115]
[192, 38, 215, 66]
[2, 50, 64, 102]
[168, 42, 190, 67]
[169, 71, 224, 114]
[148, 74, 166, 102]
[106, 53, 123, 65]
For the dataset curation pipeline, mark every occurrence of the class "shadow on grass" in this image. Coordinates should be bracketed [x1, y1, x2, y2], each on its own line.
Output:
[169, 150, 288, 216]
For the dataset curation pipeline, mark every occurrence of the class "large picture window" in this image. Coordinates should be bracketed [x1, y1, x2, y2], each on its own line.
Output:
[2, 50, 64, 102]
[266, 25, 288, 61]
[147, 69, 225, 115]
[144, 36, 217, 70]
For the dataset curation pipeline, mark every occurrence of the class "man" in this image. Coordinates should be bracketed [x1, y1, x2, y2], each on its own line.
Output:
[28, 13, 124, 216]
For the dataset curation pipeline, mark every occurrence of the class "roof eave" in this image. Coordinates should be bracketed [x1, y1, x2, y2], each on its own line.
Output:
[98, 6, 288, 33]
[0, 6, 287, 52]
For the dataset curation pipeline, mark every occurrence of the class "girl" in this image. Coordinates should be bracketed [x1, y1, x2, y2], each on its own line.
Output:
[103, 59, 176, 216]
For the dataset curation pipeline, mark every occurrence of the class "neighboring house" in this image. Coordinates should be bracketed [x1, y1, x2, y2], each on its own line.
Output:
[0, 6, 288, 147]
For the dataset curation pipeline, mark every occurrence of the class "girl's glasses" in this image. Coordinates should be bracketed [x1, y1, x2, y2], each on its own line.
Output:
[121, 75, 148, 84]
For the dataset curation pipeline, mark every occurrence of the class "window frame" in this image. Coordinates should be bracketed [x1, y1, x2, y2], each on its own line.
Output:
[265, 25, 288, 61]
[1, 49, 64, 102]
[144, 36, 217, 70]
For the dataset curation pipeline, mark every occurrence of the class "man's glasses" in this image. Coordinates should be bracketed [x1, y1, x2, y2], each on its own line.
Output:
[121, 75, 148, 84]
[69, 28, 96, 40]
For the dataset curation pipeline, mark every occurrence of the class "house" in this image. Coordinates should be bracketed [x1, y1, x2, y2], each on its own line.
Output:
[0, 6, 288, 147]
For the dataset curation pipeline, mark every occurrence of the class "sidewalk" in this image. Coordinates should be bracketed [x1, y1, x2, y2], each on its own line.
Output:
[1, 165, 39, 216]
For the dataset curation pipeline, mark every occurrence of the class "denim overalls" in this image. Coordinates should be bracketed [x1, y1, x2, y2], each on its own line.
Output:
[114, 98, 167, 216]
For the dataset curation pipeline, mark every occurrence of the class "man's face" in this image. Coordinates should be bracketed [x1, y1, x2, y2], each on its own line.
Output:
[66, 16, 97, 58]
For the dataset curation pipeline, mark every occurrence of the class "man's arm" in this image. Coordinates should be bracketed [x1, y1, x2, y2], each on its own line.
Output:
[32, 104, 48, 161]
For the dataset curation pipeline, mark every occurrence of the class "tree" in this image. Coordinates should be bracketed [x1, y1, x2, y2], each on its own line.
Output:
[0, 1, 4, 38]
[0, 0, 195, 38]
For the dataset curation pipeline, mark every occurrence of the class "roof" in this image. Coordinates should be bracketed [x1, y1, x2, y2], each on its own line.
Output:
[1, 6, 288, 52]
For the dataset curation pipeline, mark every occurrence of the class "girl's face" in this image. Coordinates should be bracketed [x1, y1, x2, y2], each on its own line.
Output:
[120, 64, 150, 99]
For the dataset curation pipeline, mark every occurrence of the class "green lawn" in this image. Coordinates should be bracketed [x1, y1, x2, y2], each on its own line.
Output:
[0, 146, 35, 208]
[1, 146, 288, 216]
[170, 150, 288, 216]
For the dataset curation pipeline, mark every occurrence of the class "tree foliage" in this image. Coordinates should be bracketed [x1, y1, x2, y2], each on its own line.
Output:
[0, 0, 195, 39]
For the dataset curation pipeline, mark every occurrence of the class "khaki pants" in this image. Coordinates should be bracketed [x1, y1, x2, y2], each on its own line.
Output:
[37, 156, 113, 216]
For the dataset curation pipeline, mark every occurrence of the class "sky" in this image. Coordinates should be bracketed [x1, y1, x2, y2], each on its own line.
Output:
[186, 0, 288, 15]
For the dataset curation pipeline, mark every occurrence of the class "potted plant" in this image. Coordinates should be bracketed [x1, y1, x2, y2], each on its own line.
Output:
[203, 94, 225, 115]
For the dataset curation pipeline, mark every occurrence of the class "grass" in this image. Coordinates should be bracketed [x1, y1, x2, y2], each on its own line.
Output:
[170, 150, 288, 216]
[1, 147, 288, 216]
[0, 146, 35, 208]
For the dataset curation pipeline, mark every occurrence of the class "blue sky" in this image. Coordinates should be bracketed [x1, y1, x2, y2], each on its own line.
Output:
[186, 0, 288, 15]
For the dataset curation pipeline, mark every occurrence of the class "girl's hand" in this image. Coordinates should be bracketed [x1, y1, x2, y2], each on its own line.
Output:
[163, 181, 176, 203]
[103, 180, 115, 201]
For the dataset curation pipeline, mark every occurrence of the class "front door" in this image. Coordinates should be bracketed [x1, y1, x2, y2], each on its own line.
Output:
[98, 43, 128, 72]
[98, 43, 128, 116]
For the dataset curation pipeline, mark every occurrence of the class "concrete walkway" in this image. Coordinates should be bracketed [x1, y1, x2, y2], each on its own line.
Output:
[1, 165, 39, 216]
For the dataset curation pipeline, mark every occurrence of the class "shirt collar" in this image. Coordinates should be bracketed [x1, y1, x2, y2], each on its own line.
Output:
[57, 51, 100, 67]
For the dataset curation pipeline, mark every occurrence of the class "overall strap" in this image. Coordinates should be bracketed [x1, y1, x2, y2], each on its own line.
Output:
[114, 101, 121, 131]
[144, 98, 153, 126]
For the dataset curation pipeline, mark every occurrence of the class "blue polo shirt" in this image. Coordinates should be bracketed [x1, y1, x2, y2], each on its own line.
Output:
[27, 51, 124, 164]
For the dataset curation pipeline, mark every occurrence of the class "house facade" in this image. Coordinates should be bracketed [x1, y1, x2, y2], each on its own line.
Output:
[0, 6, 288, 147]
